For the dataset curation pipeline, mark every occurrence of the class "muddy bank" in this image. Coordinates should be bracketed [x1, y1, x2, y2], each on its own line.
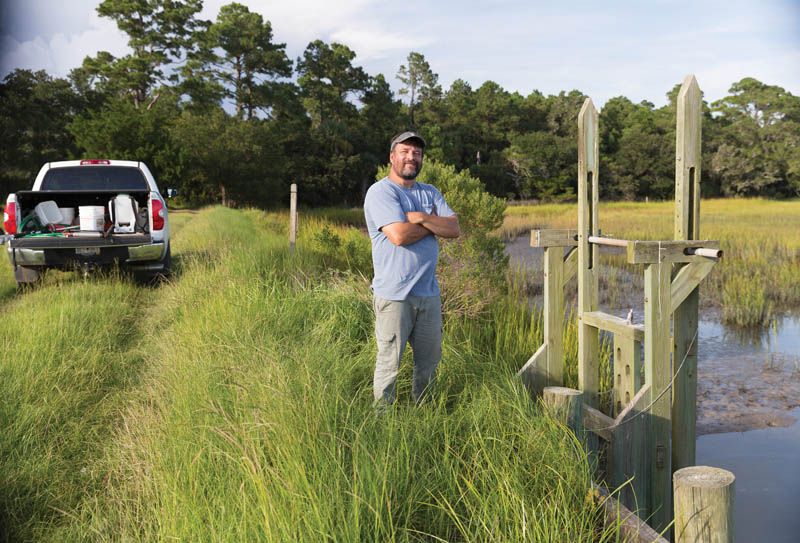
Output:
[505, 234, 800, 435]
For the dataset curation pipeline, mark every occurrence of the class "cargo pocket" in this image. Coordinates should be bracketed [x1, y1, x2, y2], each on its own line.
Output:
[375, 330, 399, 371]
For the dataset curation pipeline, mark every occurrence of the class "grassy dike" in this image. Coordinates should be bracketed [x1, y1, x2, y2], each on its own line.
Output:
[2, 207, 623, 542]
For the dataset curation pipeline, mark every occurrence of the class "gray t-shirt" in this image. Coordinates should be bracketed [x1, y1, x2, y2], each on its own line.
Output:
[364, 177, 456, 300]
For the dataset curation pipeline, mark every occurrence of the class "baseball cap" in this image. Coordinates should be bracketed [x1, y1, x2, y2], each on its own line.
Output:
[390, 131, 426, 151]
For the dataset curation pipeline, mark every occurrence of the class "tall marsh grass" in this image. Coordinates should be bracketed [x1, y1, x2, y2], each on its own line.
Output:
[2, 207, 624, 541]
[499, 198, 800, 328]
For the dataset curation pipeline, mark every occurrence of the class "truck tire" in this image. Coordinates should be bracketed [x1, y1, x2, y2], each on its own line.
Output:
[15, 265, 42, 288]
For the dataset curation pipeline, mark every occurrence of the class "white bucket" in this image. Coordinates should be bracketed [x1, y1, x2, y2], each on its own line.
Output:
[58, 207, 76, 225]
[79, 206, 106, 232]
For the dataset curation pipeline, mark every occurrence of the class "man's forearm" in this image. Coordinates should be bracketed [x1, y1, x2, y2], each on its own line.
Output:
[383, 222, 432, 245]
[419, 214, 460, 238]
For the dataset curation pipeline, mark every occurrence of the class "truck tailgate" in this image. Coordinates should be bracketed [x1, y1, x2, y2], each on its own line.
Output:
[11, 233, 152, 249]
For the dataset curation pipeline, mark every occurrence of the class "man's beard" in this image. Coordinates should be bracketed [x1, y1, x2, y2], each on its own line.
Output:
[399, 162, 421, 180]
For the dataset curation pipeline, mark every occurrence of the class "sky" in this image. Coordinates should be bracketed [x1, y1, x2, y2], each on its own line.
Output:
[1, 0, 798, 107]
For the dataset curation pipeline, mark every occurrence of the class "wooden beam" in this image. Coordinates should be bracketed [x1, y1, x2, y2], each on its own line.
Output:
[563, 246, 578, 285]
[644, 262, 673, 531]
[627, 240, 720, 264]
[578, 98, 600, 409]
[593, 483, 669, 543]
[670, 260, 716, 313]
[582, 403, 614, 442]
[531, 229, 578, 248]
[582, 310, 645, 342]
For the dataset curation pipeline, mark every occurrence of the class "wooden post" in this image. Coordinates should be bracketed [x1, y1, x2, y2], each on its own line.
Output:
[644, 261, 673, 531]
[577, 98, 600, 408]
[673, 75, 702, 473]
[543, 387, 583, 434]
[289, 183, 298, 253]
[544, 247, 565, 386]
[673, 466, 735, 543]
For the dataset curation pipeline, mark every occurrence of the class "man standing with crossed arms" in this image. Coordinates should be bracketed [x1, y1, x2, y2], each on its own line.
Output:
[364, 131, 461, 405]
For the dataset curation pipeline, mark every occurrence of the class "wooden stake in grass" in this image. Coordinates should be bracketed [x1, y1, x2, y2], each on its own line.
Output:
[673, 466, 735, 543]
[289, 183, 298, 253]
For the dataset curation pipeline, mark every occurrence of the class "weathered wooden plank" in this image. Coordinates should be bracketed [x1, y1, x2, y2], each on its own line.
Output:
[592, 483, 668, 543]
[544, 247, 565, 386]
[563, 246, 578, 285]
[670, 260, 715, 313]
[673, 467, 735, 543]
[611, 384, 650, 515]
[531, 229, 578, 248]
[582, 310, 645, 343]
[578, 98, 600, 409]
[627, 240, 720, 264]
[582, 403, 614, 442]
[644, 262, 673, 532]
[517, 343, 547, 395]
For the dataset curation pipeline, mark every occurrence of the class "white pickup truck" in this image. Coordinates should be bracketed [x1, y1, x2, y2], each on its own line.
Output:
[2, 159, 171, 286]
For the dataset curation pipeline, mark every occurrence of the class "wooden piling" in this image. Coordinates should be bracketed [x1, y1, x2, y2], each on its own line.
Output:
[673, 466, 735, 543]
[543, 387, 583, 434]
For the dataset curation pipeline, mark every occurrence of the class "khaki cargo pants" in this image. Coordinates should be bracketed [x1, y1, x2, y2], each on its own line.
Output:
[373, 294, 442, 404]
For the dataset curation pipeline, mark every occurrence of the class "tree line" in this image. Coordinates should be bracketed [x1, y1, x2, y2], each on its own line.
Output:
[2, 0, 799, 207]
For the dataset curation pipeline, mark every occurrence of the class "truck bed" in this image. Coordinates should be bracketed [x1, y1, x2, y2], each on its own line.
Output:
[16, 189, 151, 208]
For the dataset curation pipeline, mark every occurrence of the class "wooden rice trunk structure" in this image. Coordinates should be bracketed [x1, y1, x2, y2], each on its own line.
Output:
[518, 75, 730, 539]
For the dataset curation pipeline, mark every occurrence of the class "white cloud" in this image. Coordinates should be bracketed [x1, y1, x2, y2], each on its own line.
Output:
[1, 10, 128, 78]
[330, 27, 433, 62]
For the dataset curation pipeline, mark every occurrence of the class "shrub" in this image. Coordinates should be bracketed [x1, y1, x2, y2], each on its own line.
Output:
[376, 160, 508, 317]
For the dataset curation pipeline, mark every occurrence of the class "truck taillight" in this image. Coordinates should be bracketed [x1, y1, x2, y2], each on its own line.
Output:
[151, 198, 165, 230]
[3, 197, 17, 235]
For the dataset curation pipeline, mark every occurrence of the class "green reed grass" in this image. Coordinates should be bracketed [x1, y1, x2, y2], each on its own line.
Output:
[1, 206, 626, 541]
[499, 198, 800, 328]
